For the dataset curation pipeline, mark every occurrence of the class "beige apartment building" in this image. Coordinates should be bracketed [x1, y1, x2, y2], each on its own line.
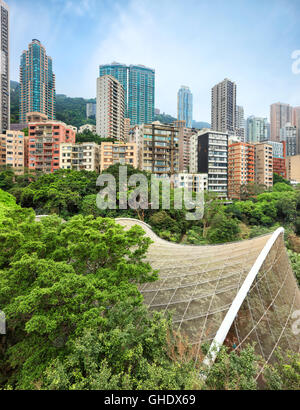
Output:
[286, 155, 300, 183]
[254, 142, 273, 188]
[100, 141, 137, 172]
[96, 75, 125, 140]
[0, 131, 25, 174]
[124, 118, 131, 140]
[177, 125, 197, 172]
[134, 122, 179, 176]
[60, 142, 101, 173]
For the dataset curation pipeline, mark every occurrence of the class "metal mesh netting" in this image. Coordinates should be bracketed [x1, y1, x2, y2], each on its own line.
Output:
[227, 233, 300, 366]
[116, 219, 300, 363]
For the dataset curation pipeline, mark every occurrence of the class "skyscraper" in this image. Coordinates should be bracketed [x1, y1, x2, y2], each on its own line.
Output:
[246, 116, 268, 143]
[235, 105, 245, 141]
[254, 142, 273, 188]
[0, 0, 9, 134]
[280, 123, 297, 156]
[177, 86, 193, 128]
[96, 75, 125, 140]
[20, 39, 56, 123]
[211, 78, 236, 134]
[190, 129, 228, 198]
[99, 63, 155, 126]
[292, 106, 300, 154]
[86, 102, 96, 119]
[270, 102, 293, 142]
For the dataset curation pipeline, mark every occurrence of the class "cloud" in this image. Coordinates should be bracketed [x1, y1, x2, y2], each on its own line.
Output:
[84, 0, 201, 117]
[9, 0, 300, 122]
[60, 0, 96, 17]
[56, 2, 95, 24]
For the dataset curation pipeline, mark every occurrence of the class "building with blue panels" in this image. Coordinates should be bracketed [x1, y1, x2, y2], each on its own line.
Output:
[99, 62, 155, 126]
[20, 39, 56, 123]
[177, 86, 193, 128]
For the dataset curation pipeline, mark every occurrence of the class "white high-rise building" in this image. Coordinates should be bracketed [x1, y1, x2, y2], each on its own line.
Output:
[96, 75, 125, 140]
[236, 105, 245, 141]
[280, 123, 297, 156]
[0, 0, 9, 133]
[246, 116, 268, 143]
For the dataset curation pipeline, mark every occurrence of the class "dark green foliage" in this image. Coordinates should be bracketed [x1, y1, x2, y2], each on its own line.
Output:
[273, 173, 291, 186]
[0, 211, 157, 388]
[76, 130, 115, 145]
[19, 169, 98, 218]
[295, 217, 300, 236]
[207, 212, 240, 244]
[288, 250, 300, 286]
[264, 348, 300, 390]
[56, 94, 96, 129]
[10, 81, 20, 124]
[9, 82, 96, 129]
[0, 168, 14, 191]
[203, 345, 258, 390]
[42, 304, 200, 390]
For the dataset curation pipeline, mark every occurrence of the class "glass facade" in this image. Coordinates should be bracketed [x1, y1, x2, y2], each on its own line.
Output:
[246, 116, 268, 143]
[177, 86, 193, 128]
[20, 39, 56, 123]
[99, 63, 155, 126]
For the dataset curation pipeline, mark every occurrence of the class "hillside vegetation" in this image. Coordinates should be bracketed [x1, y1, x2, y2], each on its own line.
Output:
[0, 174, 299, 389]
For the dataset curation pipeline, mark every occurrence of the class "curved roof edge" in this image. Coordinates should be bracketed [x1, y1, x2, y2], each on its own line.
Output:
[203, 227, 285, 367]
[115, 217, 274, 247]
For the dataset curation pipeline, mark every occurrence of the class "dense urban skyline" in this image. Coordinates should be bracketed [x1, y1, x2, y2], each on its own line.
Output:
[7, 0, 300, 122]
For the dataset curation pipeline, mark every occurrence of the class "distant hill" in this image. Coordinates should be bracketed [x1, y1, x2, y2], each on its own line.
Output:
[192, 120, 210, 129]
[10, 81, 210, 130]
[154, 113, 177, 124]
[154, 113, 211, 129]
[10, 81, 96, 128]
[56, 94, 96, 129]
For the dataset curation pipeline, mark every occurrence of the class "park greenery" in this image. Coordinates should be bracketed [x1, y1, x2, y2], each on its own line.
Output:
[0, 165, 299, 390]
[0, 191, 299, 390]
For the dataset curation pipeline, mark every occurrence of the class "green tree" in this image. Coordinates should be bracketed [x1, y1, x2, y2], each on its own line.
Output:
[0, 211, 156, 389]
[264, 349, 300, 390]
[207, 211, 241, 244]
[42, 303, 201, 390]
[273, 173, 291, 186]
[203, 345, 259, 390]
[0, 168, 14, 191]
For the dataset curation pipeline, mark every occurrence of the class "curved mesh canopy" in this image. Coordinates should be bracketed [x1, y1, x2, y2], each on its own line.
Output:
[116, 218, 300, 364]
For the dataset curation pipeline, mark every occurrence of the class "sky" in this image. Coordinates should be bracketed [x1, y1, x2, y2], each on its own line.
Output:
[7, 0, 300, 122]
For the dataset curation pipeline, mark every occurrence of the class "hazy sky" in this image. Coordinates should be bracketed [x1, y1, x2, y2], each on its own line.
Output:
[8, 0, 300, 122]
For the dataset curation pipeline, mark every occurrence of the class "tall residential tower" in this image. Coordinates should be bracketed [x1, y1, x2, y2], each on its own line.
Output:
[99, 62, 155, 126]
[246, 116, 268, 143]
[20, 39, 56, 123]
[270, 102, 293, 142]
[177, 86, 193, 128]
[96, 75, 125, 140]
[211, 78, 236, 135]
[0, 0, 9, 133]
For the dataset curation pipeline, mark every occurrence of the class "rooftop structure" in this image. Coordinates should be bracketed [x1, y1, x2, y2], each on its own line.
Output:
[116, 218, 300, 367]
